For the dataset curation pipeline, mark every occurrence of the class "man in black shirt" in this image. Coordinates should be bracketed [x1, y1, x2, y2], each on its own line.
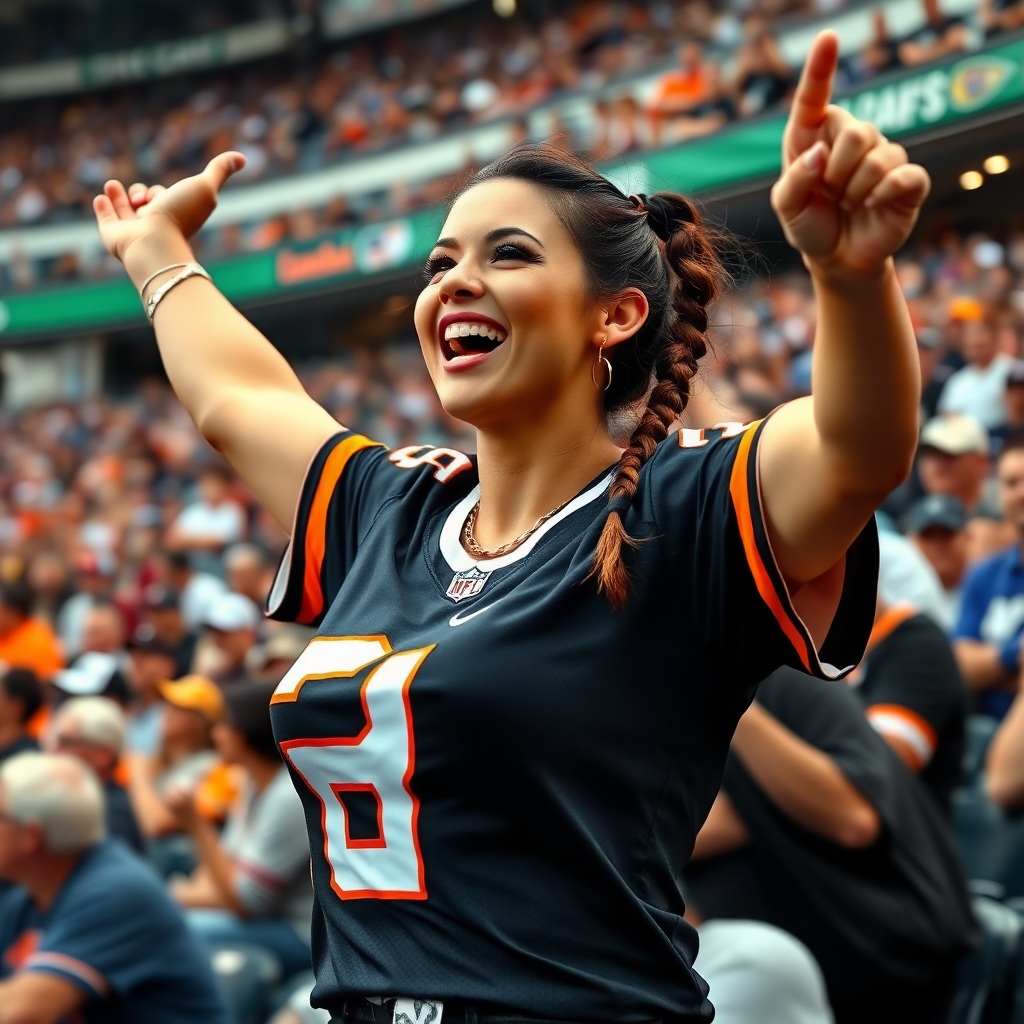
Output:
[852, 598, 967, 812]
[685, 667, 976, 1024]
[0, 669, 40, 764]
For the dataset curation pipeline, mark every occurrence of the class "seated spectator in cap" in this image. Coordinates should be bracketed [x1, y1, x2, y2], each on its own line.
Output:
[50, 697, 144, 855]
[224, 543, 271, 608]
[904, 494, 970, 629]
[0, 582, 63, 685]
[156, 552, 227, 633]
[938, 316, 1013, 431]
[78, 602, 126, 658]
[199, 593, 261, 689]
[125, 624, 177, 756]
[166, 466, 246, 561]
[0, 669, 41, 764]
[684, 667, 976, 1024]
[128, 676, 221, 841]
[991, 358, 1024, 454]
[140, 584, 197, 678]
[0, 752, 229, 1024]
[169, 681, 312, 976]
[56, 551, 114, 661]
[851, 594, 967, 813]
[917, 414, 991, 515]
[898, 0, 969, 66]
[954, 431, 1024, 718]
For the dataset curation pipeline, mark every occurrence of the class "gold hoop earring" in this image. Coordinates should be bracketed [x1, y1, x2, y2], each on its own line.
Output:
[592, 341, 612, 392]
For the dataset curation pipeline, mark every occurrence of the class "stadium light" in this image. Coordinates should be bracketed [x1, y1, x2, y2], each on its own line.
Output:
[960, 171, 984, 191]
[984, 155, 1010, 175]
[493, 0, 516, 15]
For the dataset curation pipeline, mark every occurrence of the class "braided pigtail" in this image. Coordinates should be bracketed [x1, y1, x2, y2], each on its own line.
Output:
[593, 193, 722, 609]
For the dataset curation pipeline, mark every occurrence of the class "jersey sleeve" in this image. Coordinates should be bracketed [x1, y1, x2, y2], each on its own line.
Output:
[265, 431, 390, 625]
[862, 617, 964, 771]
[646, 419, 878, 682]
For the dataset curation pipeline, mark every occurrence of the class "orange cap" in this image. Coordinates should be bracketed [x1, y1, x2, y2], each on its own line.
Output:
[158, 675, 224, 723]
[949, 296, 984, 322]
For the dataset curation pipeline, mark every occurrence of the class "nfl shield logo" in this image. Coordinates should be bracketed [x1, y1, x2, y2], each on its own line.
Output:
[446, 566, 488, 603]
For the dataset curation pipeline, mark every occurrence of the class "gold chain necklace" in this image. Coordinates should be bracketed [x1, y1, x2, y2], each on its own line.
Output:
[462, 494, 576, 559]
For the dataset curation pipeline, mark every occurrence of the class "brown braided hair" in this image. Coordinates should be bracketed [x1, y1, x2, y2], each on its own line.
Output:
[453, 144, 726, 609]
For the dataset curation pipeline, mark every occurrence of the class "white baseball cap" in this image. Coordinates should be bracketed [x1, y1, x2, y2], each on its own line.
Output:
[919, 414, 989, 457]
[203, 592, 261, 633]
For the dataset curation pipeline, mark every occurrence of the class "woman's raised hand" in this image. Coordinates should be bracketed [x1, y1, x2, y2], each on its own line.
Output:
[93, 151, 246, 264]
[771, 31, 930, 276]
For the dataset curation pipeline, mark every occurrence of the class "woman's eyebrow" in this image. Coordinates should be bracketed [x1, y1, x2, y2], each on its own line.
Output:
[431, 228, 545, 250]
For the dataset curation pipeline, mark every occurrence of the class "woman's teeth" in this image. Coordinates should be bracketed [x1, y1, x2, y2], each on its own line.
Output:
[444, 323, 506, 343]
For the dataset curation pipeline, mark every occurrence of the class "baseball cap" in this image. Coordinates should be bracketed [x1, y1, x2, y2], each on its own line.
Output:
[903, 494, 968, 534]
[126, 622, 178, 658]
[919, 414, 989, 457]
[1007, 360, 1024, 388]
[203, 592, 261, 633]
[949, 296, 984, 322]
[158, 675, 224, 723]
[54, 652, 129, 700]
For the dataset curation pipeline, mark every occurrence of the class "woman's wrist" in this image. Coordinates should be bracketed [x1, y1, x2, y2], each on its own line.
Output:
[804, 255, 896, 294]
[122, 220, 196, 294]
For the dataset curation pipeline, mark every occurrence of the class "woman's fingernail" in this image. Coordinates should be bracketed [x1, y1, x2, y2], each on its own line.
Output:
[804, 142, 826, 170]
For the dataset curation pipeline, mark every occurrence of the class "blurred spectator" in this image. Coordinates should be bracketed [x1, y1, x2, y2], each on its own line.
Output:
[981, 0, 1024, 35]
[877, 526, 951, 629]
[54, 651, 131, 707]
[200, 593, 262, 689]
[139, 584, 198, 678]
[57, 551, 114, 660]
[125, 624, 177, 756]
[916, 415, 991, 515]
[897, 0, 969, 67]
[733, 15, 794, 119]
[78, 601, 127, 657]
[984, 670, 1024, 806]
[158, 553, 229, 633]
[953, 431, 1024, 718]
[247, 626, 312, 685]
[224, 543, 271, 607]
[0, 581, 63, 683]
[169, 681, 312, 976]
[0, 752, 229, 1022]
[991, 358, 1024, 452]
[852, 596, 967, 812]
[685, 667, 976, 1024]
[937, 317, 1013, 430]
[647, 42, 732, 144]
[51, 696, 144, 855]
[165, 465, 247, 560]
[128, 676, 222, 842]
[917, 327, 946, 420]
[0, 669, 41, 764]
[855, 9, 900, 78]
[904, 494, 970, 627]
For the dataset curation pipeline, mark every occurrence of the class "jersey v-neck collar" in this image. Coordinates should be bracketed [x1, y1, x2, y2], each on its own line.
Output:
[438, 468, 616, 573]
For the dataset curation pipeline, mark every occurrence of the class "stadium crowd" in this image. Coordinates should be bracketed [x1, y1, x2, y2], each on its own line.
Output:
[0, 219, 1022, 1020]
[0, 0, 1011, 289]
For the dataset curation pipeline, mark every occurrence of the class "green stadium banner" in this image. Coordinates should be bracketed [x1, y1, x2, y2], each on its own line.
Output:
[3, 34, 1024, 339]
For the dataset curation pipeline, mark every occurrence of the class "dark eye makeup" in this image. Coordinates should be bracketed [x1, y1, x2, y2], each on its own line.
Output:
[422, 239, 543, 282]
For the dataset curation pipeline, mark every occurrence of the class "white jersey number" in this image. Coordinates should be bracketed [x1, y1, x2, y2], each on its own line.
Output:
[274, 636, 434, 901]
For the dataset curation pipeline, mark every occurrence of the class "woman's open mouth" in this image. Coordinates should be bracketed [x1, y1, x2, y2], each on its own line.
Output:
[438, 313, 508, 367]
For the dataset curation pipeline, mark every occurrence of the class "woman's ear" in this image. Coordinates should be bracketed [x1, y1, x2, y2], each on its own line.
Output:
[595, 288, 649, 350]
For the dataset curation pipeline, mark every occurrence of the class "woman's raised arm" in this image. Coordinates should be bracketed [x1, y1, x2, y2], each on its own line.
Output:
[757, 33, 928, 588]
[94, 153, 341, 531]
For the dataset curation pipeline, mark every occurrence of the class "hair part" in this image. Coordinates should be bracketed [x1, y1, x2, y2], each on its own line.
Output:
[0, 752, 105, 853]
[457, 143, 726, 607]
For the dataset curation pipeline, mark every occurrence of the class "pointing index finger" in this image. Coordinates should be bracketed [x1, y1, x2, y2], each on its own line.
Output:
[785, 31, 839, 163]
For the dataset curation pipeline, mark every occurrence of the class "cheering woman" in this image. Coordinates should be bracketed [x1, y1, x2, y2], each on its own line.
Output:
[94, 32, 926, 1024]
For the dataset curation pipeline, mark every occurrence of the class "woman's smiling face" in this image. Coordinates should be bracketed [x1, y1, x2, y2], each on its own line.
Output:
[414, 178, 600, 431]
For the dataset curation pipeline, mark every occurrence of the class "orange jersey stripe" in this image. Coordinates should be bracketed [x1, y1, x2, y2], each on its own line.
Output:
[299, 434, 382, 624]
[728, 424, 811, 672]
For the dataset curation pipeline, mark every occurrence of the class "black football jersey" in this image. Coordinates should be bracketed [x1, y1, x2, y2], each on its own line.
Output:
[266, 420, 878, 1021]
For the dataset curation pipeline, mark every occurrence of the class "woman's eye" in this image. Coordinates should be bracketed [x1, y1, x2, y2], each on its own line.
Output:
[423, 255, 455, 282]
[492, 243, 540, 263]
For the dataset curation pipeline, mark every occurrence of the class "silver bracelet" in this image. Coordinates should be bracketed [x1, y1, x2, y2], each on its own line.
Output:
[144, 262, 212, 323]
[139, 262, 192, 300]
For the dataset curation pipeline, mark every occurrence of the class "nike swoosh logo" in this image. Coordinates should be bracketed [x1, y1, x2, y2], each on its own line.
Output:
[449, 604, 498, 627]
